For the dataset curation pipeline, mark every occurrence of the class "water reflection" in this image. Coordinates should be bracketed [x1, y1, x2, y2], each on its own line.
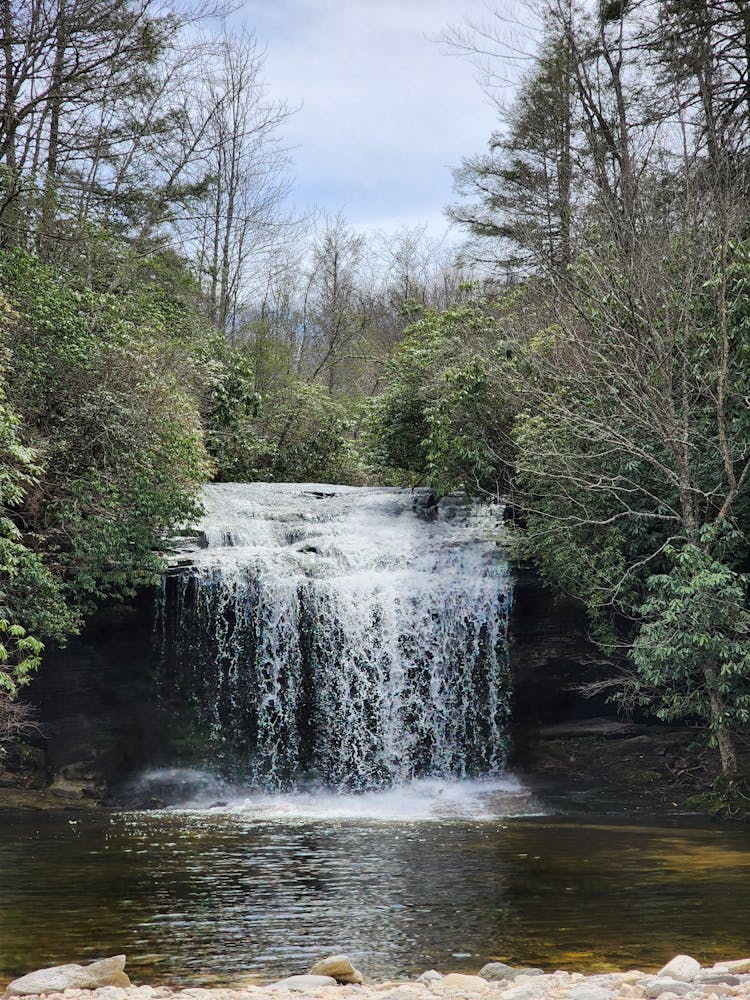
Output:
[1, 807, 749, 987]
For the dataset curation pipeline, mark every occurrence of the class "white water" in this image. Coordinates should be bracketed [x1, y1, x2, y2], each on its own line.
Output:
[124, 769, 543, 821]
[157, 483, 513, 791]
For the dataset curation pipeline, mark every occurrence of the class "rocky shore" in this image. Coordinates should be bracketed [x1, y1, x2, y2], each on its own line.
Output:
[4, 954, 750, 1000]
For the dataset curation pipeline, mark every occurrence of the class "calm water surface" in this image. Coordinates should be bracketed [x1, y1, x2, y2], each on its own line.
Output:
[2, 787, 750, 987]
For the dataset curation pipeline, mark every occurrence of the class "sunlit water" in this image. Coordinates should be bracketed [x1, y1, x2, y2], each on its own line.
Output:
[3, 792, 750, 988]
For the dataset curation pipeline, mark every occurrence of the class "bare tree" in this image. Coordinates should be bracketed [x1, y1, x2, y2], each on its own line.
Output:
[189, 30, 295, 336]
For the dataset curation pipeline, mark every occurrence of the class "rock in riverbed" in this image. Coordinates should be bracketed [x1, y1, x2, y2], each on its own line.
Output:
[4, 957, 131, 996]
[309, 957, 363, 986]
[416, 973, 443, 985]
[657, 955, 701, 983]
[478, 964, 515, 982]
[642, 978, 694, 997]
[6, 952, 750, 1000]
[724, 958, 750, 974]
[268, 977, 338, 992]
[567, 986, 615, 1000]
[435, 974, 490, 991]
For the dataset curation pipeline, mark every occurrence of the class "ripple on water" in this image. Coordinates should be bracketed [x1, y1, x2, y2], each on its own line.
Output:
[3, 802, 750, 987]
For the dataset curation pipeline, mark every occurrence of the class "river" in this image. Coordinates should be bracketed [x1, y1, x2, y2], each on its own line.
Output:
[2, 789, 750, 987]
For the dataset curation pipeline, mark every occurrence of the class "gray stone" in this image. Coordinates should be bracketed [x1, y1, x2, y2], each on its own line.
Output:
[499, 985, 545, 1000]
[695, 972, 741, 986]
[5, 957, 131, 997]
[309, 957, 363, 985]
[658, 956, 701, 983]
[567, 987, 615, 1000]
[267, 976, 338, 992]
[479, 964, 515, 982]
[516, 970, 544, 978]
[436, 973, 490, 990]
[723, 959, 750, 974]
[377, 991, 428, 1000]
[92, 989, 128, 1000]
[416, 972, 443, 985]
[643, 978, 695, 998]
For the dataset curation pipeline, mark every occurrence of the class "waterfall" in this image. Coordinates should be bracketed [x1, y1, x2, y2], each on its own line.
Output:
[157, 483, 513, 790]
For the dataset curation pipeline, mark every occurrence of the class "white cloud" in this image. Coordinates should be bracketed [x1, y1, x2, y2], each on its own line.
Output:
[232, 0, 517, 234]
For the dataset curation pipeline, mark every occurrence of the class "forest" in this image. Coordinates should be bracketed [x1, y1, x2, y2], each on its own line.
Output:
[1, 0, 750, 800]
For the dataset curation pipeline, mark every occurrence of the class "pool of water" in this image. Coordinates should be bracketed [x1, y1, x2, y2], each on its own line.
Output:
[2, 781, 749, 988]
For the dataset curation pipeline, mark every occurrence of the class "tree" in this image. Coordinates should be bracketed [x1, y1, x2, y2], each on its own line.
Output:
[632, 536, 750, 778]
[0, 289, 73, 747]
[449, 31, 577, 273]
[0, 0, 175, 247]
[205, 344, 363, 485]
[365, 296, 517, 495]
[1, 248, 212, 615]
[510, 228, 750, 778]
[191, 31, 295, 336]
[299, 214, 371, 393]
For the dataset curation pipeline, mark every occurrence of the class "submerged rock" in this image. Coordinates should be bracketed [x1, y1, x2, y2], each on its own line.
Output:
[695, 970, 741, 985]
[4, 956, 131, 996]
[309, 957, 363, 985]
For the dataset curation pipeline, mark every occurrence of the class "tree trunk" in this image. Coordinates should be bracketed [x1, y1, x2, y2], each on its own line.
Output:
[704, 660, 739, 779]
[40, 0, 67, 249]
[0, 0, 20, 245]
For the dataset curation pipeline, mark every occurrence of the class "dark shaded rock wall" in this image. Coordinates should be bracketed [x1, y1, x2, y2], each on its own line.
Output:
[25, 592, 165, 797]
[508, 562, 605, 727]
[6, 563, 606, 796]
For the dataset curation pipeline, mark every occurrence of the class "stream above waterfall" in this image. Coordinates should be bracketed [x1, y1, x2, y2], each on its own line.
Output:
[156, 483, 512, 789]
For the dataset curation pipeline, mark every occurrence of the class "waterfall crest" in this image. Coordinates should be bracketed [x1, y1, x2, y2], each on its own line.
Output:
[157, 483, 513, 790]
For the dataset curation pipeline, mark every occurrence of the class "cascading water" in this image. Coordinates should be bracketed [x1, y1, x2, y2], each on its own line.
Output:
[156, 483, 513, 791]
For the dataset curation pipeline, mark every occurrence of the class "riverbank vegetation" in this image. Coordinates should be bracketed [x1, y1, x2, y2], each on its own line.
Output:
[371, 0, 750, 790]
[1, 0, 749, 796]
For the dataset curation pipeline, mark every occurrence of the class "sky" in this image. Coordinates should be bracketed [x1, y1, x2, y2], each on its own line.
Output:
[235, 0, 515, 237]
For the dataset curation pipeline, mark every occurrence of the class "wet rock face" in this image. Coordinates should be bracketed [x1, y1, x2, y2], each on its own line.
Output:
[508, 562, 602, 727]
[25, 592, 164, 798]
[10, 507, 611, 798]
[411, 490, 439, 522]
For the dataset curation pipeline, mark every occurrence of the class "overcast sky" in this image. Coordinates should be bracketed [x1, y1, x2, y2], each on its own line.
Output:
[235, 0, 513, 237]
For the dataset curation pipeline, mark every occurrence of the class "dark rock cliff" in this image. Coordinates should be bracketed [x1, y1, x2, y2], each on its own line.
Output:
[2, 592, 164, 798]
[508, 562, 603, 728]
[2, 565, 602, 799]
